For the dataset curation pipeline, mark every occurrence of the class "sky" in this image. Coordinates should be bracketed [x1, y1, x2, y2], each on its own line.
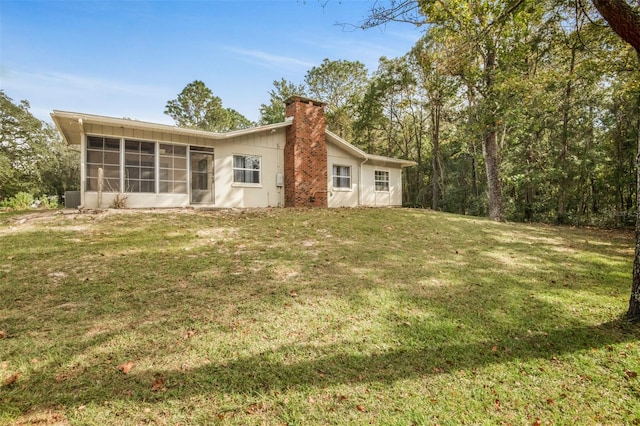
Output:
[0, 0, 423, 125]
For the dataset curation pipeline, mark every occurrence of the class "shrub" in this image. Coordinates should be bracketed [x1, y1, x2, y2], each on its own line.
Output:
[8, 192, 34, 210]
[39, 195, 59, 209]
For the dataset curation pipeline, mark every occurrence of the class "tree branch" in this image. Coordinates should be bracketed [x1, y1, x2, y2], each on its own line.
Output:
[592, 0, 640, 53]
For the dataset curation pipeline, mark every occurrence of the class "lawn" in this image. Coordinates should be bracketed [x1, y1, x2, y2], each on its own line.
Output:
[0, 207, 638, 425]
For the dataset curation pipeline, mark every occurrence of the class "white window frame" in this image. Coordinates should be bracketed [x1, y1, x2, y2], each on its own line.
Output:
[124, 138, 156, 193]
[374, 170, 390, 192]
[159, 143, 188, 194]
[332, 165, 352, 190]
[232, 154, 262, 187]
[85, 135, 122, 192]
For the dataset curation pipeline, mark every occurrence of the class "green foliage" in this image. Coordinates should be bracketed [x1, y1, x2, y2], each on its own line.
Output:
[0, 90, 79, 201]
[259, 78, 307, 125]
[38, 194, 58, 209]
[348, 1, 640, 226]
[165, 80, 253, 132]
[305, 58, 369, 139]
[7, 192, 34, 210]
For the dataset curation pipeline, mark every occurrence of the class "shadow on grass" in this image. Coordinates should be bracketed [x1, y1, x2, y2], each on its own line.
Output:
[1, 208, 637, 417]
[2, 316, 637, 413]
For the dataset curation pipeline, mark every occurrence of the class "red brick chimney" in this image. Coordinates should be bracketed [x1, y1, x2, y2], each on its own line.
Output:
[284, 96, 328, 207]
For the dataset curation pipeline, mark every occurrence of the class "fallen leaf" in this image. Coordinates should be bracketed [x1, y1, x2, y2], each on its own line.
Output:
[494, 399, 501, 411]
[532, 419, 541, 426]
[151, 374, 166, 392]
[626, 370, 638, 378]
[246, 402, 264, 414]
[356, 405, 366, 412]
[4, 373, 21, 386]
[0, 330, 7, 339]
[184, 329, 195, 339]
[491, 346, 498, 352]
[118, 361, 134, 374]
[546, 398, 555, 405]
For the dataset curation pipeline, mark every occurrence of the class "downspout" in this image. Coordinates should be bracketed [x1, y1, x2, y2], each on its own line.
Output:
[77, 118, 85, 209]
[359, 157, 368, 207]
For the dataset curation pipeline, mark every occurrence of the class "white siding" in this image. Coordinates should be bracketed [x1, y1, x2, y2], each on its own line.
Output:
[326, 142, 360, 208]
[81, 125, 286, 209]
[361, 165, 403, 207]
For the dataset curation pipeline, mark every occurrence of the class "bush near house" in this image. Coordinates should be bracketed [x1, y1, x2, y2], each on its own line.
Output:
[0, 208, 638, 425]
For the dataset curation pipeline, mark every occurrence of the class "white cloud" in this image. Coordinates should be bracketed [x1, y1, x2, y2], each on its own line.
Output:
[1, 69, 168, 98]
[0, 68, 174, 124]
[224, 47, 316, 70]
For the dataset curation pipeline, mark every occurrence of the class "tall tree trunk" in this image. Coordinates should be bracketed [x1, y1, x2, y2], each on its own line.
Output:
[484, 126, 503, 220]
[483, 45, 504, 221]
[629, 113, 640, 321]
[591, 0, 640, 321]
[431, 99, 441, 210]
[558, 44, 576, 224]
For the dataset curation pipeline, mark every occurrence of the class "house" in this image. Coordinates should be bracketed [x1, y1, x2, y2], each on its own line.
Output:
[51, 96, 416, 209]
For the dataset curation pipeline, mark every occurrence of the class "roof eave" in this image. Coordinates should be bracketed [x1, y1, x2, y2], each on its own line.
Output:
[50, 110, 293, 144]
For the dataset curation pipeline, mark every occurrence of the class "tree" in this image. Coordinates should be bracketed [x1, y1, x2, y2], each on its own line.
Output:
[0, 90, 79, 200]
[358, 0, 640, 320]
[165, 80, 252, 132]
[259, 79, 307, 125]
[590, 0, 640, 320]
[305, 58, 369, 140]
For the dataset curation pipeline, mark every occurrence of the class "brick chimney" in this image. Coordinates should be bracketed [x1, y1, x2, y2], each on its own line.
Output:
[284, 96, 328, 207]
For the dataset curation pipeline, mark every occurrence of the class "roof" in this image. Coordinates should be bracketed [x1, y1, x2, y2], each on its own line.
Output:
[51, 110, 292, 147]
[51, 110, 416, 168]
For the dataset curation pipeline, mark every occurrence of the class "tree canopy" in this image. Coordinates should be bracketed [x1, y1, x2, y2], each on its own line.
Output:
[0, 90, 79, 201]
[165, 80, 252, 132]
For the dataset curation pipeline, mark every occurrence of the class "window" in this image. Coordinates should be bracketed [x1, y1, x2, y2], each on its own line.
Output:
[332, 165, 351, 189]
[86, 136, 121, 191]
[375, 170, 390, 191]
[233, 155, 261, 184]
[124, 140, 155, 193]
[159, 144, 187, 193]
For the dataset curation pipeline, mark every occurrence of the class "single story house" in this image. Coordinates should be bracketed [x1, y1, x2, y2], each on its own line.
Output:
[51, 96, 416, 209]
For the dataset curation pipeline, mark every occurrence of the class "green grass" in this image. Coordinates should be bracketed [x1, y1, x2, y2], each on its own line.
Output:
[0, 207, 638, 425]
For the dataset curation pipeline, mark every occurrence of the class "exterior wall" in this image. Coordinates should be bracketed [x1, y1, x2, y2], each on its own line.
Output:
[284, 98, 328, 207]
[81, 123, 285, 209]
[360, 164, 403, 207]
[327, 140, 404, 208]
[326, 141, 360, 208]
[214, 132, 285, 208]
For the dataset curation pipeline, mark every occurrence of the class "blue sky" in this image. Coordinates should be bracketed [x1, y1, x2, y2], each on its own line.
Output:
[0, 0, 423, 125]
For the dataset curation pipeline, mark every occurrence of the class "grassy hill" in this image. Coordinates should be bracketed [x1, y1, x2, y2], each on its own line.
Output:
[0, 207, 638, 425]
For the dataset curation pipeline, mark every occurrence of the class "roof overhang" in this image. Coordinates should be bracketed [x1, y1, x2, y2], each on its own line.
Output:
[50, 110, 416, 168]
[50, 110, 292, 145]
[325, 130, 417, 168]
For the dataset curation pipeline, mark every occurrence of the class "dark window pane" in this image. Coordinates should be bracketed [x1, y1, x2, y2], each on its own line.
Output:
[87, 136, 103, 149]
[140, 142, 155, 154]
[105, 138, 120, 151]
[125, 140, 139, 151]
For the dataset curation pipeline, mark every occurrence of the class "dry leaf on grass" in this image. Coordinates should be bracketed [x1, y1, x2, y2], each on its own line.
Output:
[118, 361, 134, 374]
[4, 373, 21, 386]
[151, 374, 166, 392]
